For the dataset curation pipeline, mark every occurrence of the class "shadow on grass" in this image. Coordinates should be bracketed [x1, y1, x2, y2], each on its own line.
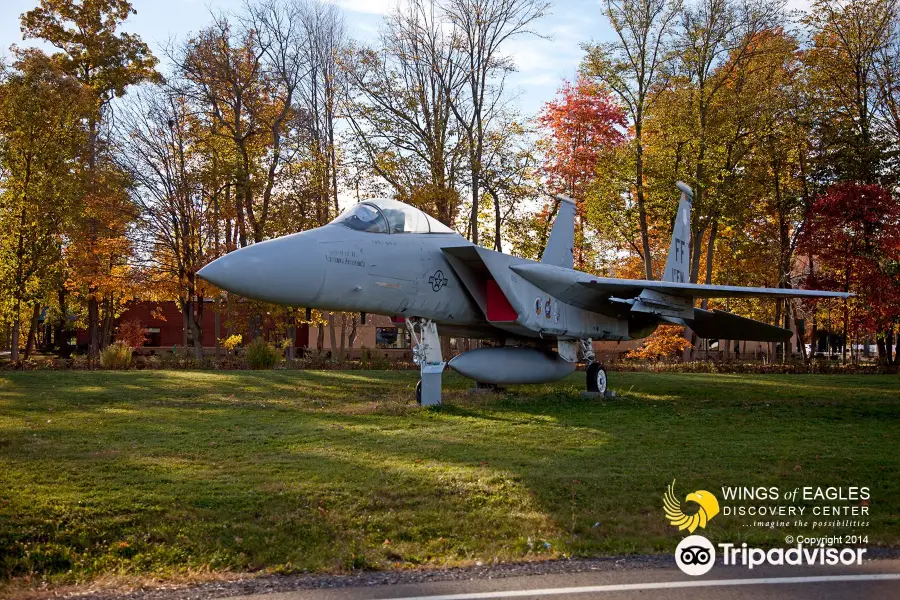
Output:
[1, 370, 898, 584]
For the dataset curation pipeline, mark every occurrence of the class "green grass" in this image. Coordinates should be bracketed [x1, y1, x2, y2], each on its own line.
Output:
[0, 370, 897, 589]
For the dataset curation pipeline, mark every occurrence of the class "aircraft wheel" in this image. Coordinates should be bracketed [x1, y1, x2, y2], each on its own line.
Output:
[415, 379, 422, 405]
[586, 362, 608, 394]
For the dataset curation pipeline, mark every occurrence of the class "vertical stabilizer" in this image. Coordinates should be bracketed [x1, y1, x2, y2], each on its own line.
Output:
[541, 195, 576, 269]
[662, 182, 693, 283]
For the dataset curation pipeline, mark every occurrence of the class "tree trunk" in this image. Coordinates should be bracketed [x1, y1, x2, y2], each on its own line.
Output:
[328, 313, 338, 360]
[348, 317, 358, 350]
[88, 297, 99, 365]
[24, 304, 40, 360]
[893, 323, 899, 365]
[11, 303, 21, 362]
[791, 301, 808, 363]
[56, 287, 72, 358]
[700, 219, 718, 309]
[493, 192, 502, 252]
[339, 313, 347, 360]
[470, 159, 480, 245]
[100, 296, 113, 350]
[635, 124, 653, 279]
[284, 310, 295, 361]
[182, 299, 189, 352]
[190, 296, 204, 359]
[214, 298, 221, 359]
[317, 322, 325, 352]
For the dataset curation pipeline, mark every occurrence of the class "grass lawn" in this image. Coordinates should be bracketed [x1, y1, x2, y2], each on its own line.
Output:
[1, 370, 898, 590]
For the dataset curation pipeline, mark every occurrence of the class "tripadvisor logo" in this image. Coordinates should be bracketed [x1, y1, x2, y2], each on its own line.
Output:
[664, 479, 720, 534]
[676, 535, 716, 576]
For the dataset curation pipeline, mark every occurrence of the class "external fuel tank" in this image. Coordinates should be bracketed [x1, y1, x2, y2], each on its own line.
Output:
[447, 347, 576, 385]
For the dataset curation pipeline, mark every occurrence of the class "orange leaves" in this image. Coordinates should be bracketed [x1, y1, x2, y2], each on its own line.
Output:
[538, 76, 626, 199]
[625, 325, 693, 360]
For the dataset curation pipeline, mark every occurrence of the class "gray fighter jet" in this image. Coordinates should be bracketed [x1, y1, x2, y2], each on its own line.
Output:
[198, 182, 849, 404]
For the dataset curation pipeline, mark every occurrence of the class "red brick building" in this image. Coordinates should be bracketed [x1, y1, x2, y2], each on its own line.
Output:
[77, 300, 410, 357]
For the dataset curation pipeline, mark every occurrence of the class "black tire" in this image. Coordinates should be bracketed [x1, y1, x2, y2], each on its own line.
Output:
[415, 379, 422, 405]
[586, 362, 608, 394]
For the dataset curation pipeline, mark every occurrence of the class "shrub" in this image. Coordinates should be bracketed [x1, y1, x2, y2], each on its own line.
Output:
[220, 334, 242, 353]
[359, 345, 390, 370]
[625, 325, 692, 360]
[117, 318, 147, 348]
[246, 338, 280, 370]
[100, 341, 133, 370]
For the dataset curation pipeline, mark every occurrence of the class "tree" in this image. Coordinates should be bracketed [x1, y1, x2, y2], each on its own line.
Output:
[441, 0, 550, 244]
[21, 0, 160, 363]
[672, 0, 782, 284]
[798, 183, 900, 364]
[0, 51, 89, 361]
[343, 0, 465, 226]
[118, 86, 212, 359]
[583, 0, 682, 279]
[538, 76, 626, 269]
[296, 0, 347, 228]
[803, 0, 898, 187]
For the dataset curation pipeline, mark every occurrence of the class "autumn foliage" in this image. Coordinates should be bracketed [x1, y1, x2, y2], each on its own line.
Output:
[798, 183, 900, 335]
[116, 318, 148, 349]
[625, 325, 693, 360]
[538, 76, 626, 199]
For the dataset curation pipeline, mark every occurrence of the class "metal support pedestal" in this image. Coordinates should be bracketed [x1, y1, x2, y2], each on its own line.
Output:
[408, 319, 445, 406]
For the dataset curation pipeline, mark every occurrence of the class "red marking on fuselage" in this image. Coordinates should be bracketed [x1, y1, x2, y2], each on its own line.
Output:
[485, 279, 518, 322]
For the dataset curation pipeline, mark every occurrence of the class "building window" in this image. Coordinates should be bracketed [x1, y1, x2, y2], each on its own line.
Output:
[376, 327, 409, 349]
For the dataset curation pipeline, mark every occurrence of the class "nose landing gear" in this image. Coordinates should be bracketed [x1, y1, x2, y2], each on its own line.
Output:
[407, 318, 444, 406]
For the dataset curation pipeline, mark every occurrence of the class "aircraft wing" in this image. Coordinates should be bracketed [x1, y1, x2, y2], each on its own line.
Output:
[510, 263, 851, 302]
[510, 263, 849, 341]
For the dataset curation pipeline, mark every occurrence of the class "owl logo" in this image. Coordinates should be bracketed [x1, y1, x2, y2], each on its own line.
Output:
[544, 298, 552, 319]
[534, 297, 542, 316]
[664, 480, 720, 534]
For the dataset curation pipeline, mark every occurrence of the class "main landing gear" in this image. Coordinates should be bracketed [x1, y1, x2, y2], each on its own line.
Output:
[580, 338, 608, 395]
[586, 362, 608, 394]
[407, 318, 444, 406]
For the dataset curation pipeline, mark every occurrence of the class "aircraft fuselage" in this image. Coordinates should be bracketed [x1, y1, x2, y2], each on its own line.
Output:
[198, 224, 634, 344]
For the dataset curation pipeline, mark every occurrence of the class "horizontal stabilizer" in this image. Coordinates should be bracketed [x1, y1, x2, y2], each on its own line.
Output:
[676, 308, 791, 342]
[579, 278, 852, 300]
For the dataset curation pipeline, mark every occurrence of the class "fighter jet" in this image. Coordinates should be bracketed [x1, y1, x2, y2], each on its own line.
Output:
[198, 182, 849, 405]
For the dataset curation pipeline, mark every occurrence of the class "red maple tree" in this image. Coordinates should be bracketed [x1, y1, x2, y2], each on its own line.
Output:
[538, 76, 626, 199]
[797, 183, 900, 360]
[538, 77, 626, 269]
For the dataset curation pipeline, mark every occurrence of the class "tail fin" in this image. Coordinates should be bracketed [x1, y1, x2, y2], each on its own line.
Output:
[541, 194, 575, 269]
[662, 182, 692, 283]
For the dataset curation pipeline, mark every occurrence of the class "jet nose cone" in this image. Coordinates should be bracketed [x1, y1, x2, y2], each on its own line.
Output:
[198, 232, 326, 305]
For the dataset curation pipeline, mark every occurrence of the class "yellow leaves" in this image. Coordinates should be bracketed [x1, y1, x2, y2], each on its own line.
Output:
[220, 334, 243, 351]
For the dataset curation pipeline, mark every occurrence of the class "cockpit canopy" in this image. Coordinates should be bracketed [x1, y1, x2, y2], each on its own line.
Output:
[331, 198, 455, 234]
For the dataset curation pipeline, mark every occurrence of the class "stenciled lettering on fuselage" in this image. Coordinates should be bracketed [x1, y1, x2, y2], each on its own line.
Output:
[325, 248, 365, 267]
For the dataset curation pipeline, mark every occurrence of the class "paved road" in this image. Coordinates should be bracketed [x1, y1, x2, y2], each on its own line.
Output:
[224, 560, 900, 600]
